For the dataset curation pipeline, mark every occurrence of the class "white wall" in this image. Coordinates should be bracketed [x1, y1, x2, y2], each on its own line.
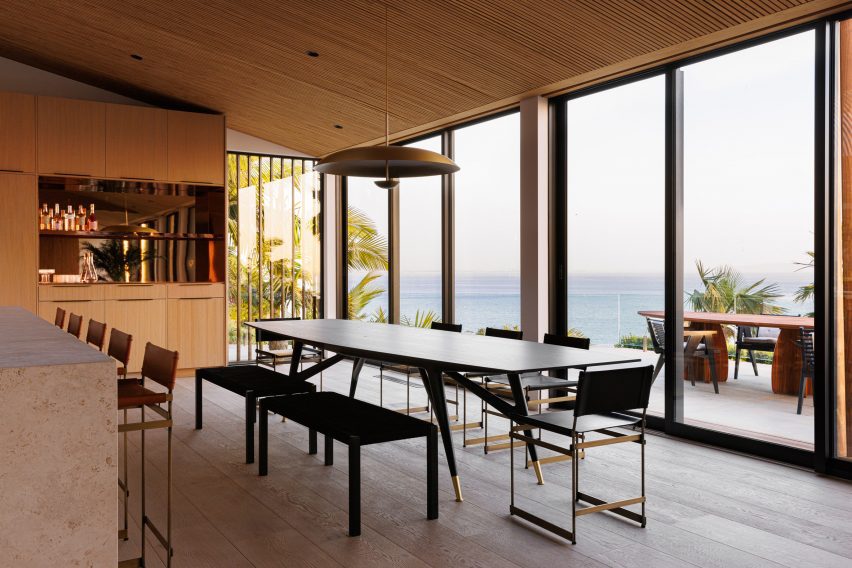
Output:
[0, 55, 309, 156]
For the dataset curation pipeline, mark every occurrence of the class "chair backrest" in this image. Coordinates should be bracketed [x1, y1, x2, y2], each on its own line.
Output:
[141, 342, 179, 391]
[431, 321, 462, 333]
[574, 365, 655, 417]
[646, 318, 665, 353]
[255, 317, 300, 344]
[85, 319, 107, 351]
[67, 313, 83, 338]
[543, 333, 590, 350]
[799, 327, 815, 370]
[485, 327, 523, 340]
[107, 328, 133, 369]
[54, 307, 66, 328]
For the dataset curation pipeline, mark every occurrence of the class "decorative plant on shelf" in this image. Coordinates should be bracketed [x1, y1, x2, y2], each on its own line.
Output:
[81, 240, 155, 282]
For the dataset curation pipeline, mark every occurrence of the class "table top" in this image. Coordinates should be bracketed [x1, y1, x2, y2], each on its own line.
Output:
[638, 311, 814, 330]
[246, 319, 640, 374]
[0, 306, 109, 369]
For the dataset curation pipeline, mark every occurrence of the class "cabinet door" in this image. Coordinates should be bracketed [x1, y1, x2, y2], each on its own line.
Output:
[0, 173, 37, 312]
[0, 92, 36, 173]
[167, 111, 224, 185]
[167, 297, 225, 369]
[37, 97, 105, 177]
[105, 104, 168, 181]
[104, 298, 167, 372]
[38, 300, 105, 338]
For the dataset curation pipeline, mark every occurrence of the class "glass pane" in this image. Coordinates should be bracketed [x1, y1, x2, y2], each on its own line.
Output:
[347, 178, 389, 321]
[566, 76, 665, 416]
[399, 136, 443, 327]
[836, 20, 852, 461]
[454, 113, 520, 333]
[681, 32, 815, 448]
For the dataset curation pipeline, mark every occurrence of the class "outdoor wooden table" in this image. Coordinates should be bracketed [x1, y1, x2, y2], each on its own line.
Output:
[245, 318, 641, 501]
[639, 311, 814, 395]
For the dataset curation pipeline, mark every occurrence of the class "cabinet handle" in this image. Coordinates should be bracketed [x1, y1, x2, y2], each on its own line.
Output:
[117, 298, 154, 302]
[180, 179, 211, 184]
[0, 168, 24, 173]
[117, 283, 153, 286]
[52, 284, 91, 288]
[120, 176, 154, 181]
[51, 299, 92, 303]
[53, 171, 91, 177]
[178, 283, 210, 286]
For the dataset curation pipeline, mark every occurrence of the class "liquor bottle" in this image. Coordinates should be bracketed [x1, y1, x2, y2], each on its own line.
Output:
[39, 203, 49, 230]
[88, 204, 98, 231]
[65, 204, 74, 231]
[77, 205, 87, 231]
[53, 204, 61, 231]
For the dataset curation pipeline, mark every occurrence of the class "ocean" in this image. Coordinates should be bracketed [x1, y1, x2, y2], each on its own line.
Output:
[349, 271, 814, 345]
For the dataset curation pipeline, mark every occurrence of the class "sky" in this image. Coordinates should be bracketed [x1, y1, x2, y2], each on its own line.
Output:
[351, 30, 816, 286]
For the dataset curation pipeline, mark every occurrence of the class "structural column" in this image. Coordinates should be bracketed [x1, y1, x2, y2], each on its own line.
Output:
[323, 173, 342, 319]
[519, 96, 549, 342]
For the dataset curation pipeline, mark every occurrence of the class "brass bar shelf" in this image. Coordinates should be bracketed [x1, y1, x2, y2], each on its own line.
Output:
[39, 229, 223, 241]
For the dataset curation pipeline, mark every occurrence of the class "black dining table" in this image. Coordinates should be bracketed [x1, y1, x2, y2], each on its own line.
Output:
[245, 319, 640, 501]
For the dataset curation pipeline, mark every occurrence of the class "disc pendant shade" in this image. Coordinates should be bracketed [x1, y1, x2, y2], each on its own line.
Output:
[314, 6, 459, 184]
[315, 146, 459, 177]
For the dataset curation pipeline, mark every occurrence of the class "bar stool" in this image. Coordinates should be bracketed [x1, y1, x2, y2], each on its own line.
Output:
[66, 312, 83, 338]
[85, 319, 107, 351]
[54, 306, 66, 329]
[108, 328, 134, 542]
[118, 342, 178, 567]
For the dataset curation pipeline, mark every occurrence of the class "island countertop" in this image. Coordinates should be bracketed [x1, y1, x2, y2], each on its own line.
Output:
[0, 306, 116, 566]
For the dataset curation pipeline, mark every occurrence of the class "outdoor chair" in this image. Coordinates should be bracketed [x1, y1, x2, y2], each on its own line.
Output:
[734, 325, 779, 379]
[796, 327, 815, 415]
[509, 364, 654, 544]
[254, 317, 324, 385]
[646, 317, 720, 393]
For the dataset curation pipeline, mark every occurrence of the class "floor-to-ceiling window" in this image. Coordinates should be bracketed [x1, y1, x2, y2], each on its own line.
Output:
[565, 76, 666, 415]
[454, 113, 520, 333]
[346, 177, 389, 321]
[398, 136, 443, 326]
[679, 32, 815, 449]
[227, 153, 322, 361]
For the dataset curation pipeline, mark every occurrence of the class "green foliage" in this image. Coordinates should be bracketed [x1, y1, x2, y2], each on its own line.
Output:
[82, 240, 155, 282]
[347, 273, 385, 320]
[686, 260, 783, 315]
[794, 251, 815, 317]
[476, 324, 521, 335]
[400, 309, 440, 328]
[615, 333, 647, 349]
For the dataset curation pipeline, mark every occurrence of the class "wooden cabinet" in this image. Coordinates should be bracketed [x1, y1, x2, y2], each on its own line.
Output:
[0, 174, 37, 312]
[37, 97, 105, 177]
[167, 296, 225, 369]
[38, 298, 105, 338]
[104, 298, 167, 372]
[105, 104, 168, 180]
[167, 111, 224, 185]
[0, 92, 36, 173]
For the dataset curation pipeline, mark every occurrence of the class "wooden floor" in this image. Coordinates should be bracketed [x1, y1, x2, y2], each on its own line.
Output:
[119, 361, 852, 567]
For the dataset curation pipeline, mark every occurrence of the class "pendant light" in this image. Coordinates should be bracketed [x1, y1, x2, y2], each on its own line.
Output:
[101, 192, 157, 235]
[315, 5, 459, 187]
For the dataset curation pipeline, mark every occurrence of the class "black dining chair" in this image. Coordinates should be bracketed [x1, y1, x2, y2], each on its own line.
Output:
[254, 317, 324, 385]
[734, 325, 779, 379]
[509, 364, 654, 544]
[481, 333, 591, 456]
[463, 327, 523, 447]
[796, 327, 815, 415]
[646, 317, 720, 393]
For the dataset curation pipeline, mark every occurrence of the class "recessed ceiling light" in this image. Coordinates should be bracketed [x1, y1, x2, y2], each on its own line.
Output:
[306, 50, 319, 58]
[130, 53, 143, 61]
[333, 124, 343, 129]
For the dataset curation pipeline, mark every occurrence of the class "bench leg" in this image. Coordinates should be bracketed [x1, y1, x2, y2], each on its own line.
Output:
[309, 429, 318, 455]
[195, 374, 203, 430]
[245, 392, 256, 464]
[258, 401, 268, 476]
[325, 435, 333, 466]
[427, 426, 438, 520]
[349, 436, 361, 537]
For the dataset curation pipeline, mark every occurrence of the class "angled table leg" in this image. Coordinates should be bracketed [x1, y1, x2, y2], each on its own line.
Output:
[348, 358, 365, 398]
[505, 372, 544, 485]
[422, 367, 463, 501]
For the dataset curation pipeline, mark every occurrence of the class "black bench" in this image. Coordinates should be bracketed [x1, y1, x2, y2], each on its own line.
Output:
[195, 365, 316, 464]
[259, 391, 438, 536]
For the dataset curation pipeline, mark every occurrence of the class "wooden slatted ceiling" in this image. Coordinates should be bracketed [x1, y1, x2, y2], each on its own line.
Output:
[0, 0, 848, 157]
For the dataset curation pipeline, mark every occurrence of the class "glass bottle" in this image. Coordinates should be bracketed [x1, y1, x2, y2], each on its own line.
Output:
[88, 204, 98, 231]
[39, 203, 49, 230]
[64, 204, 74, 231]
[53, 203, 61, 231]
[79, 251, 98, 283]
[77, 205, 87, 231]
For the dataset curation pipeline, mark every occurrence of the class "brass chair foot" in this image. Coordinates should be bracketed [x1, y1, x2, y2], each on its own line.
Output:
[533, 460, 544, 485]
[452, 475, 463, 502]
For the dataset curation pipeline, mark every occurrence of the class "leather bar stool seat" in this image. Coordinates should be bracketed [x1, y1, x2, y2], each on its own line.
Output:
[118, 381, 170, 408]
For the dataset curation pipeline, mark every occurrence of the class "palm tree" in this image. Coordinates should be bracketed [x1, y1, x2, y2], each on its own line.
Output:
[346, 206, 389, 321]
[794, 251, 815, 317]
[687, 260, 783, 315]
[400, 308, 440, 328]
